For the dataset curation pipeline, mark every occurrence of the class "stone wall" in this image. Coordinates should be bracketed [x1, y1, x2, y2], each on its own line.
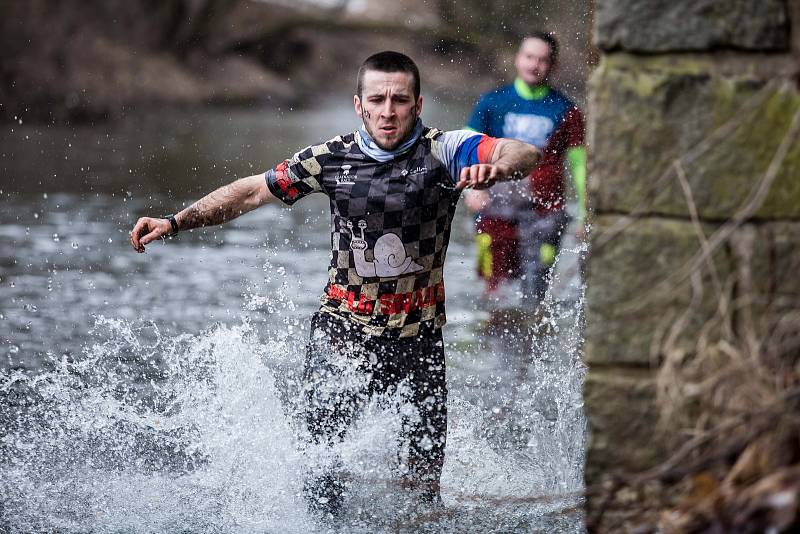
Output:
[585, 0, 800, 482]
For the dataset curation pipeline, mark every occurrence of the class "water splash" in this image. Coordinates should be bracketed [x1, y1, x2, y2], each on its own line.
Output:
[1, 317, 312, 533]
[0, 276, 586, 533]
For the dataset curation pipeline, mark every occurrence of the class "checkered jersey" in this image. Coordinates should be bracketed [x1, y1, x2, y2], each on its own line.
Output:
[265, 127, 497, 338]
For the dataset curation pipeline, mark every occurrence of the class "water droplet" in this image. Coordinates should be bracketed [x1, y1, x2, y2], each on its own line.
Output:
[419, 435, 434, 451]
[72, 242, 79, 249]
[42, 193, 48, 199]
[8, 345, 19, 354]
[33, 213, 39, 219]
[107, 238, 113, 244]
[52, 233, 60, 242]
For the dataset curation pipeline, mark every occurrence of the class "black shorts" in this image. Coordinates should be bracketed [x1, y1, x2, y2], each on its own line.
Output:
[302, 311, 448, 487]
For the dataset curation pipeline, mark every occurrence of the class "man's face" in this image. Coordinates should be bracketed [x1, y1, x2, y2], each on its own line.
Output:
[515, 37, 553, 86]
[354, 70, 423, 151]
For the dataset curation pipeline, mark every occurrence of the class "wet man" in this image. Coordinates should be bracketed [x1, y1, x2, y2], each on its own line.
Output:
[130, 51, 539, 515]
[465, 32, 586, 308]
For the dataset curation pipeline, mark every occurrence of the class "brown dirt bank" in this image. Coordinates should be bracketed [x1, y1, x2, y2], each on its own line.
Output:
[0, 0, 529, 124]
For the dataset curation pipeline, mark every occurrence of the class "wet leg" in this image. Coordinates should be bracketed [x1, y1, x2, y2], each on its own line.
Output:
[396, 335, 448, 503]
[301, 314, 369, 518]
[518, 211, 568, 310]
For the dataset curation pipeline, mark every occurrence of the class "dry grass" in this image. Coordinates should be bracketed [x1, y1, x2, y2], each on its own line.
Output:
[588, 303, 800, 532]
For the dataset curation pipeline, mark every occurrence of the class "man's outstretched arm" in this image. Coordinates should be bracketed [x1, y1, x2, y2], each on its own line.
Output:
[455, 138, 539, 190]
[130, 174, 276, 252]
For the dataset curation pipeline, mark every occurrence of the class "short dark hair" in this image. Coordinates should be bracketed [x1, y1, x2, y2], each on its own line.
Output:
[356, 51, 421, 99]
[521, 31, 559, 64]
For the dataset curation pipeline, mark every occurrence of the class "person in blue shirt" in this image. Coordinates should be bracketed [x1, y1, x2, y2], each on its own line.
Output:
[464, 32, 586, 310]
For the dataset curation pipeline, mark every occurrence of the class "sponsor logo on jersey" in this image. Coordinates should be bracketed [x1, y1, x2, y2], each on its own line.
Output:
[503, 113, 554, 147]
[326, 281, 445, 316]
[335, 164, 356, 184]
[401, 166, 428, 177]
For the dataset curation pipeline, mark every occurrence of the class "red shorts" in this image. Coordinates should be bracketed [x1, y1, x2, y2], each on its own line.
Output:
[476, 217, 520, 290]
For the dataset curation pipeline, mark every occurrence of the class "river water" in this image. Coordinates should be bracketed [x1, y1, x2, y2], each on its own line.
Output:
[0, 97, 587, 533]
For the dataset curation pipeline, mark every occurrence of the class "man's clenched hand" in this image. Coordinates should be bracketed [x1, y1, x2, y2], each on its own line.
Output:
[456, 163, 515, 190]
[130, 217, 172, 253]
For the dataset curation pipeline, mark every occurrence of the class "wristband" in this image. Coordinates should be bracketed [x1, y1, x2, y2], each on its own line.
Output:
[165, 215, 179, 235]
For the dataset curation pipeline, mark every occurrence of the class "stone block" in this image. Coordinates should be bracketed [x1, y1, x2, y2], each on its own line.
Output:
[734, 222, 800, 326]
[762, 222, 800, 302]
[588, 55, 800, 220]
[594, 0, 790, 52]
[585, 215, 731, 366]
[584, 369, 665, 482]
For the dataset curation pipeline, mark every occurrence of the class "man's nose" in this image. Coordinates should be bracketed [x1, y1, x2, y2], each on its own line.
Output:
[379, 99, 395, 117]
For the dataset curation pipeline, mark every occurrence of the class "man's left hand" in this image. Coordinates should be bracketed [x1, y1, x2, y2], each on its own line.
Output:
[456, 163, 511, 190]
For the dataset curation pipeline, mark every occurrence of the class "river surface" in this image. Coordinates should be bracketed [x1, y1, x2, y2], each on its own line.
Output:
[0, 97, 587, 533]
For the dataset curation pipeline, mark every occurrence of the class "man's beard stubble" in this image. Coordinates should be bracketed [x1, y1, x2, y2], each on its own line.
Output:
[362, 106, 418, 151]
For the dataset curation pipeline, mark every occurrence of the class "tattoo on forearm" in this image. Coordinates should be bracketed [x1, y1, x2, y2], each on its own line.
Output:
[180, 181, 249, 230]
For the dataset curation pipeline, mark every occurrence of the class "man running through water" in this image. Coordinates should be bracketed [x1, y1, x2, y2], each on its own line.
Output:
[130, 51, 539, 517]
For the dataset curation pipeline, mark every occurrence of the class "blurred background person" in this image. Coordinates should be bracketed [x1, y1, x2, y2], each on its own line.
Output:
[464, 32, 586, 315]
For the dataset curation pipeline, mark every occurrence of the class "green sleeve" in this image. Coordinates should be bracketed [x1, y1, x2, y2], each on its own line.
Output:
[566, 146, 587, 224]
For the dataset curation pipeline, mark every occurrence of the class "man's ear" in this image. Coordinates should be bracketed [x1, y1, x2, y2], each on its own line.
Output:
[415, 95, 424, 118]
[354, 95, 362, 117]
